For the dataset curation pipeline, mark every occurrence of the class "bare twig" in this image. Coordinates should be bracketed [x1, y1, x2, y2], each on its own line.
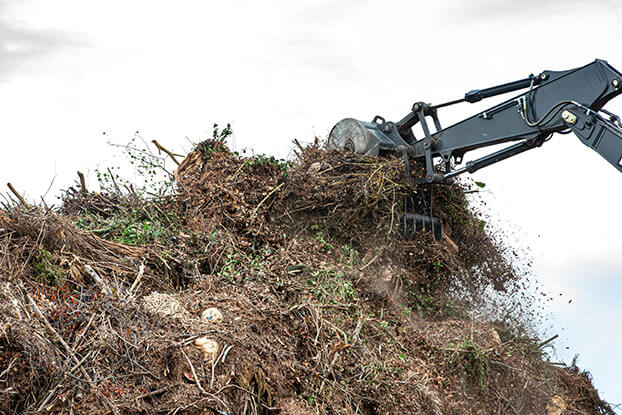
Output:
[220, 345, 233, 364]
[152, 140, 181, 166]
[545, 361, 567, 367]
[136, 385, 172, 400]
[360, 254, 380, 271]
[177, 330, 219, 346]
[84, 265, 112, 297]
[68, 350, 92, 375]
[42, 175, 57, 200]
[0, 357, 17, 381]
[293, 139, 305, 153]
[388, 186, 396, 236]
[77, 171, 88, 194]
[129, 263, 145, 295]
[495, 391, 520, 415]
[39, 196, 50, 211]
[72, 312, 97, 350]
[538, 334, 558, 349]
[106, 167, 121, 194]
[25, 292, 94, 384]
[490, 359, 526, 374]
[180, 347, 206, 393]
[36, 384, 61, 413]
[352, 316, 364, 344]
[250, 182, 284, 220]
[211, 343, 232, 389]
[6, 183, 29, 208]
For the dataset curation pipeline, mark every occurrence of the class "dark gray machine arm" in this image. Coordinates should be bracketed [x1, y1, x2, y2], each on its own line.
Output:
[408, 59, 622, 182]
[562, 107, 622, 172]
[329, 59, 622, 183]
[403, 59, 622, 182]
[326, 59, 622, 240]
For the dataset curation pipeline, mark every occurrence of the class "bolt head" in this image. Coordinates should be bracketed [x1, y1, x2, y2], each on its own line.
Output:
[613, 79, 620, 88]
[562, 110, 577, 124]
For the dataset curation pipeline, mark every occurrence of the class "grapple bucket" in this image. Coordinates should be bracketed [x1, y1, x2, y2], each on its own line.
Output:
[328, 118, 444, 241]
[402, 212, 443, 241]
[401, 192, 443, 241]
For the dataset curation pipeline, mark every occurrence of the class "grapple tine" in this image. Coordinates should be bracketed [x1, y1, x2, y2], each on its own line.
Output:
[401, 193, 443, 241]
[401, 212, 443, 241]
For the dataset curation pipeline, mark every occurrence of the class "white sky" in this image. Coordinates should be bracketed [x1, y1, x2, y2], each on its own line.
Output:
[1, 0, 621, 406]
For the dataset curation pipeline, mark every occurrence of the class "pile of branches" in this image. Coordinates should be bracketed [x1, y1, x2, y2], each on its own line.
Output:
[173, 139, 516, 299]
[0, 139, 615, 415]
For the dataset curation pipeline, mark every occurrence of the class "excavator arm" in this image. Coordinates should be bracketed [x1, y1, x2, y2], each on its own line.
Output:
[328, 59, 622, 239]
[329, 59, 622, 183]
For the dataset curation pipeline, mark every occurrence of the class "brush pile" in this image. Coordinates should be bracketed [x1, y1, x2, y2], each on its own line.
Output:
[0, 139, 614, 414]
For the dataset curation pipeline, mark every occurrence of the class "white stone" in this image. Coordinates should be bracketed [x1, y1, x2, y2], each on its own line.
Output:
[201, 307, 223, 323]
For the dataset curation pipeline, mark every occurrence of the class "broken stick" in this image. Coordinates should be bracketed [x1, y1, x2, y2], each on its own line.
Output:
[152, 139, 181, 166]
[538, 334, 559, 349]
[25, 292, 94, 384]
[77, 171, 88, 194]
[84, 265, 113, 297]
[6, 183, 30, 208]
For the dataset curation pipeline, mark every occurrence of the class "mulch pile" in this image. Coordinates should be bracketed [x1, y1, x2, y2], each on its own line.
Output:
[0, 139, 614, 414]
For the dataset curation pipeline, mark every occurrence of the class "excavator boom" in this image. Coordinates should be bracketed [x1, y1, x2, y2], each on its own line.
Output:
[328, 59, 622, 239]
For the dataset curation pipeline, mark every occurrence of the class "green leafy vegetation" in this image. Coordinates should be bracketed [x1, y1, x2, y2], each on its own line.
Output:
[218, 247, 273, 282]
[449, 341, 490, 392]
[32, 248, 63, 286]
[73, 204, 180, 245]
[96, 134, 176, 197]
[306, 267, 357, 305]
[197, 123, 233, 159]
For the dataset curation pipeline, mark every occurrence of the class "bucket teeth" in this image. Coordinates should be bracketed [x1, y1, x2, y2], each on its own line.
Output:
[401, 191, 443, 241]
[401, 212, 443, 241]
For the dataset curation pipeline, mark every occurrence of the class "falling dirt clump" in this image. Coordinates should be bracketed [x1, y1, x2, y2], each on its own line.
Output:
[0, 138, 615, 415]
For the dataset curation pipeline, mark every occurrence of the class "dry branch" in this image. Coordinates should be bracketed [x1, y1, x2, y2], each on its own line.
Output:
[152, 139, 181, 166]
[6, 183, 30, 208]
[77, 171, 88, 194]
[25, 291, 94, 384]
[85, 264, 112, 297]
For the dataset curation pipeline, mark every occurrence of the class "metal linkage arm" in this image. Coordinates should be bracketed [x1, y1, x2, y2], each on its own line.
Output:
[562, 107, 622, 172]
[444, 138, 545, 179]
[464, 74, 540, 103]
[412, 59, 622, 182]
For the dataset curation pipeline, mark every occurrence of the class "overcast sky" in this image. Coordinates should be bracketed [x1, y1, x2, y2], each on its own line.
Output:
[1, 0, 621, 407]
